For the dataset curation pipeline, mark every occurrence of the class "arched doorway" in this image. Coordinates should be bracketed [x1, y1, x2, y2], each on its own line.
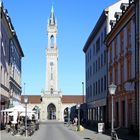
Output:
[47, 103, 56, 120]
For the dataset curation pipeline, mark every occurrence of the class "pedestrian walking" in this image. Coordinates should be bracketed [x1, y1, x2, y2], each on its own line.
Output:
[73, 116, 78, 126]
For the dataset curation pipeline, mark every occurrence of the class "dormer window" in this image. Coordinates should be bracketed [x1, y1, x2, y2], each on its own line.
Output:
[110, 20, 116, 29]
[114, 12, 122, 21]
[120, 3, 129, 13]
[129, 0, 134, 4]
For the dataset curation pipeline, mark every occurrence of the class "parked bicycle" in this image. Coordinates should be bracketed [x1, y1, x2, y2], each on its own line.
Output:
[111, 131, 118, 140]
[64, 121, 73, 127]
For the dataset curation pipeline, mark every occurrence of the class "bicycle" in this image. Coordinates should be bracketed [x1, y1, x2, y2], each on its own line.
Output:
[111, 131, 118, 140]
[64, 121, 73, 127]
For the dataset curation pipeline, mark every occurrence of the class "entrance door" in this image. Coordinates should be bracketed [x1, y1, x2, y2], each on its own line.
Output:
[47, 103, 56, 120]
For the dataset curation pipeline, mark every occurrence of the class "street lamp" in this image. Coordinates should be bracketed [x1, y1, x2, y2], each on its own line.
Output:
[24, 96, 28, 137]
[68, 107, 70, 124]
[108, 83, 118, 140]
[76, 104, 80, 131]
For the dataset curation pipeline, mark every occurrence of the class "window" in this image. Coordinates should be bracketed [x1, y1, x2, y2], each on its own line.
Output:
[104, 27, 106, 38]
[50, 88, 53, 94]
[88, 68, 90, 79]
[50, 35, 54, 48]
[13, 65, 15, 79]
[127, 22, 131, 47]
[90, 65, 92, 77]
[93, 63, 95, 75]
[127, 57, 132, 80]
[90, 85, 92, 98]
[87, 69, 88, 80]
[120, 63, 124, 83]
[5, 71, 7, 86]
[104, 75, 106, 91]
[114, 39, 117, 58]
[120, 31, 124, 52]
[1, 66, 2, 84]
[98, 80, 100, 94]
[104, 50, 106, 65]
[1, 66, 4, 84]
[110, 46, 112, 63]
[93, 63, 94, 75]
[101, 32, 103, 45]
[96, 81, 97, 95]
[101, 53, 103, 67]
[96, 60, 97, 72]
[114, 66, 118, 84]
[93, 83, 95, 96]
[3, 70, 5, 86]
[98, 56, 100, 70]
[93, 45, 95, 56]
[90, 49, 91, 60]
[88, 52, 89, 63]
[110, 71, 112, 84]
[87, 87, 89, 100]
[86, 71, 88, 81]
[101, 78, 103, 93]
[86, 55, 88, 64]
[96, 37, 100, 54]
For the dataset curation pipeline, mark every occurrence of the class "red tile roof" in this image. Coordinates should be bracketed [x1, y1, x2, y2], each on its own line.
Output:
[21, 95, 41, 104]
[21, 95, 85, 104]
[61, 95, 85, 103]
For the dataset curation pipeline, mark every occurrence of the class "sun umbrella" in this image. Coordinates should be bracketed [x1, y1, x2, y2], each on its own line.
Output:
[20, 112, 35, 120]
[1, 105, 25, 112]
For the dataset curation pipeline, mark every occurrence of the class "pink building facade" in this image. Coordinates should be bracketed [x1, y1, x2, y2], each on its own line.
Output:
[106, 1, 136, 129]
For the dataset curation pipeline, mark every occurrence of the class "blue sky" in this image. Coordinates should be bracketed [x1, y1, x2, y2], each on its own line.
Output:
[3, 0, 117, 95]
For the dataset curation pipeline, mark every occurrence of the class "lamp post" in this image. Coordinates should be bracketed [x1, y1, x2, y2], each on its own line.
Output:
[76, 104, 80, 131]
[68, 107, 70, 124]
[82, 82, 84, 103]
[24, 96, 28, 137]
[108, 83, 118, 140]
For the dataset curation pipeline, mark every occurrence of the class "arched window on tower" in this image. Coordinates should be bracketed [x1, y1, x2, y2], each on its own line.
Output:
[50, 88, 53, 94]
[50, 35, 54, 48]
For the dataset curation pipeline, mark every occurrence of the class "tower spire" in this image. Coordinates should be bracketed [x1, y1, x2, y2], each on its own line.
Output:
[49, 5, 55, 25]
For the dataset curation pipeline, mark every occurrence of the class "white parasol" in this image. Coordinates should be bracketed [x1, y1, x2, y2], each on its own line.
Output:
[1, 105, 34, 113]
[1, 105, 25, 112]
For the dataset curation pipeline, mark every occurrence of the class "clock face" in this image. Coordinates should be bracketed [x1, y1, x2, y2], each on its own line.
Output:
[50, 62, 54, 66]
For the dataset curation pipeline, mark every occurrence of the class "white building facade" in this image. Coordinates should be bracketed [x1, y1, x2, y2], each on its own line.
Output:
[83, 0, 129, 126]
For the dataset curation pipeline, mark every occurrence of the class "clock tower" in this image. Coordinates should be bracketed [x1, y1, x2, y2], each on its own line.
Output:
[40, 6, 62, 121]
[46, 6, 59, 94]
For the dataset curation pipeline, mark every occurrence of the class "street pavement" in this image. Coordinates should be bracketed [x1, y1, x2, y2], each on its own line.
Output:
[0, 121, 83, 140]
[0, 121, 139, 140]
